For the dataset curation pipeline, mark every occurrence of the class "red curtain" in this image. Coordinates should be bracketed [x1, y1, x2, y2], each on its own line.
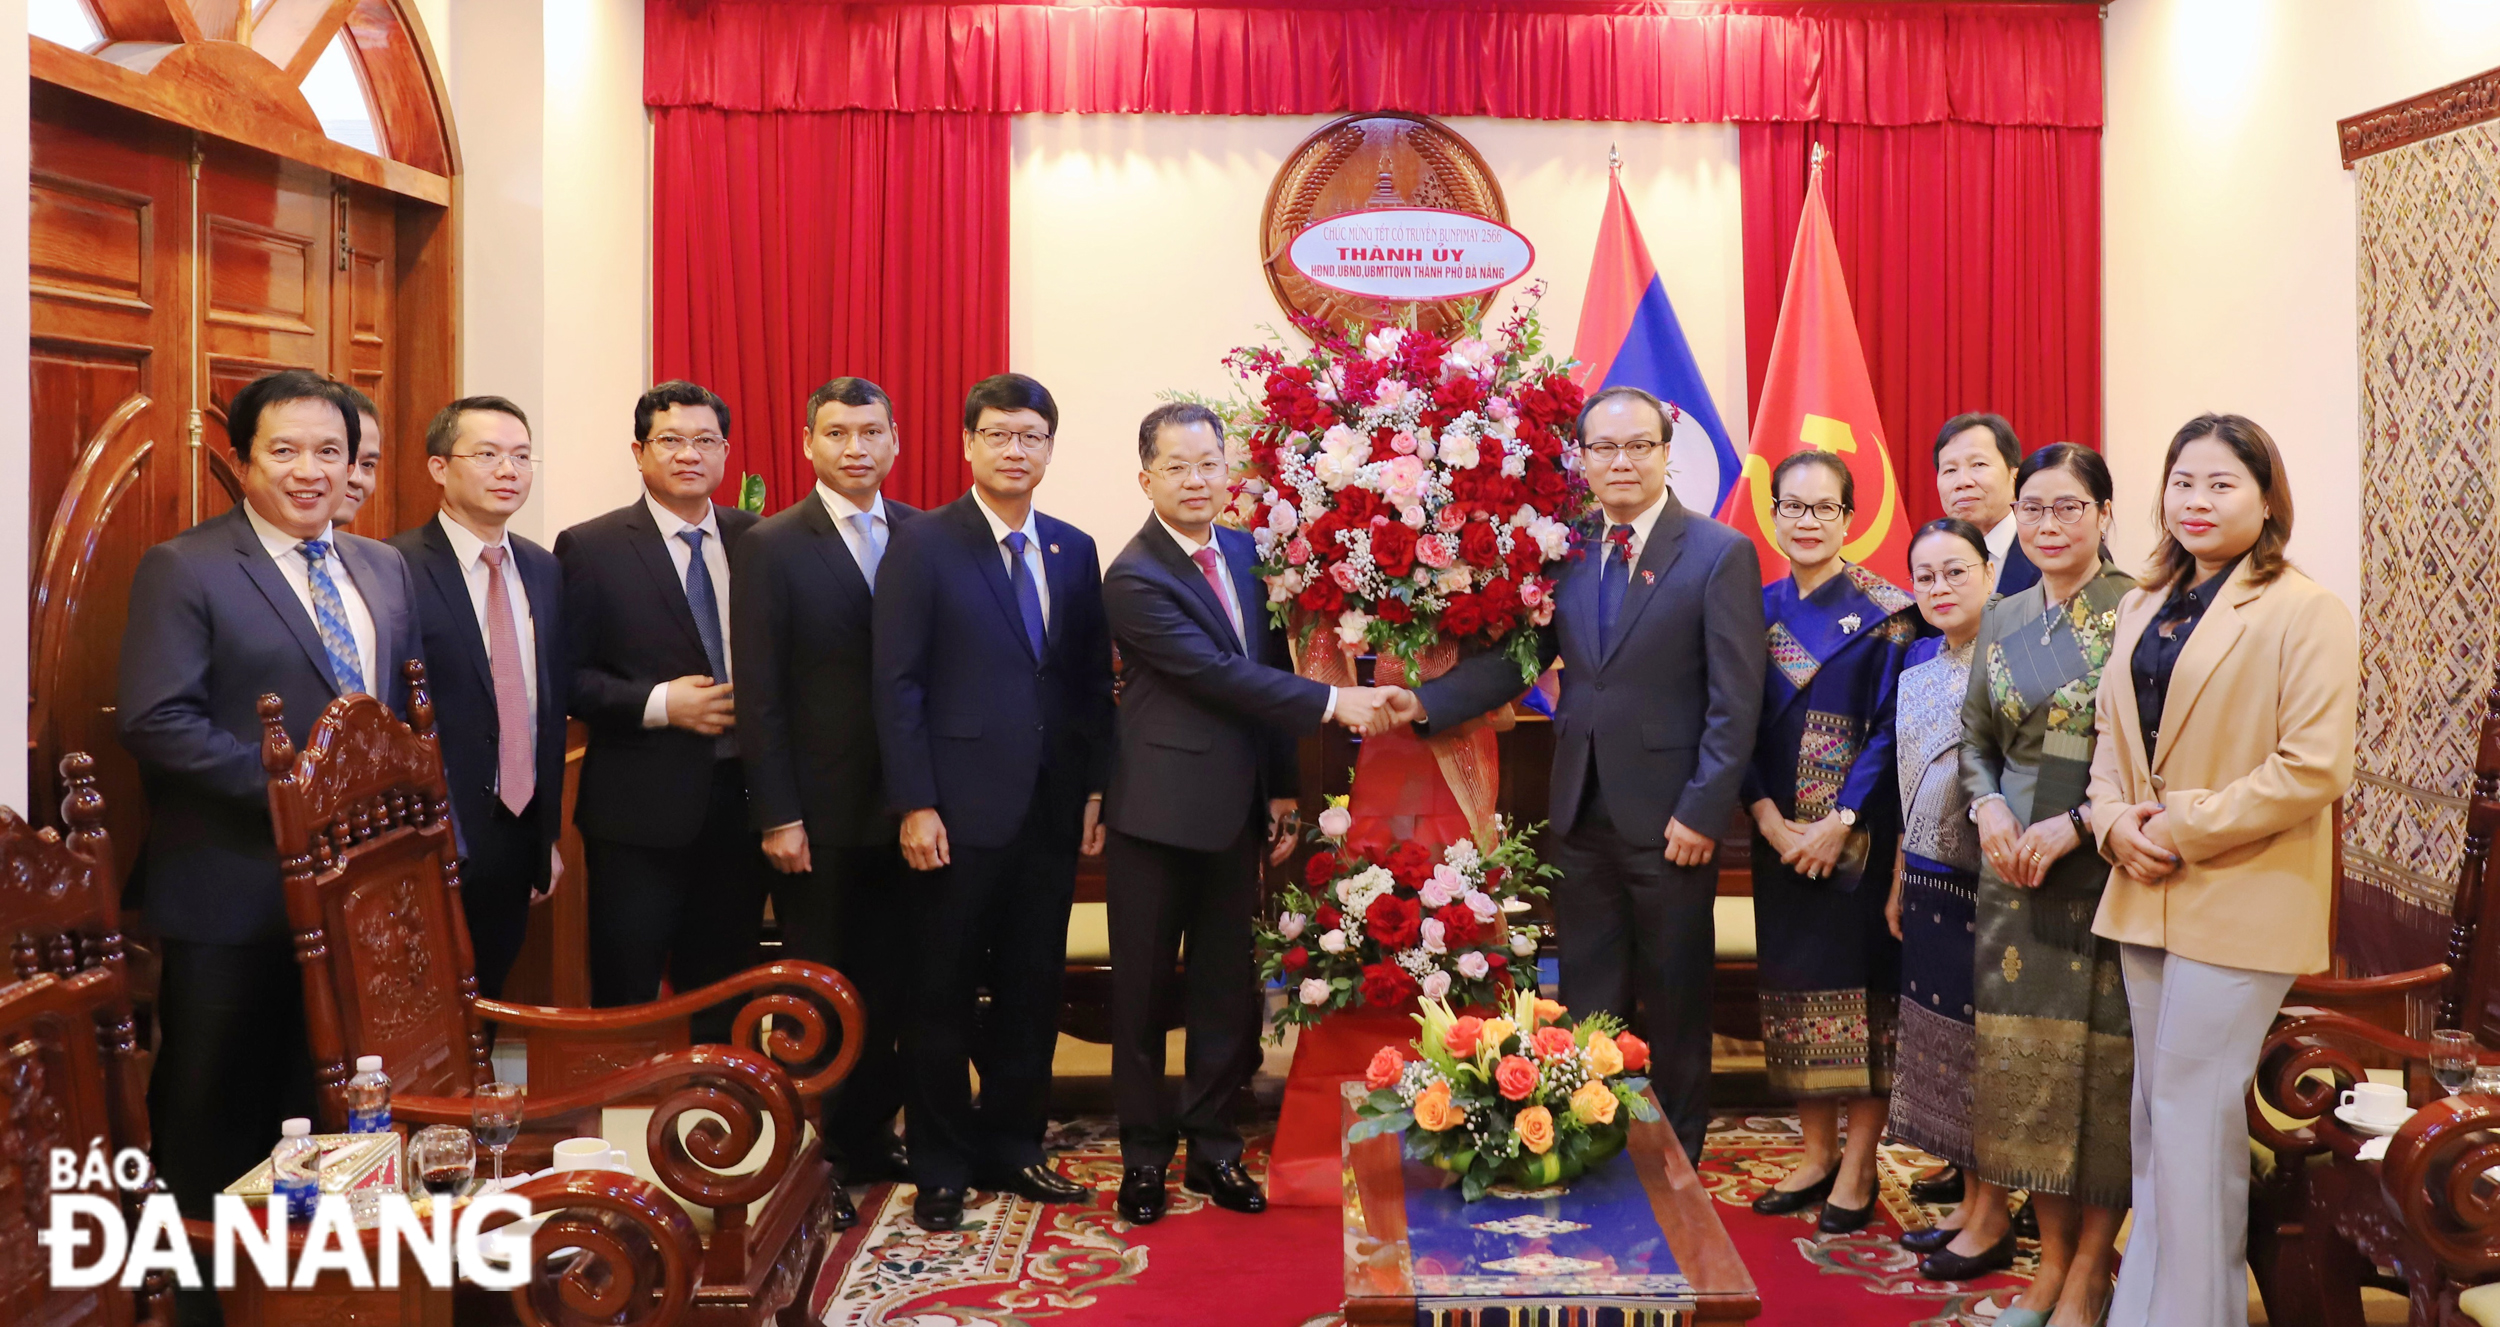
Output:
[1740, 122, 2102, 529]
[650, 108, 1010, 510]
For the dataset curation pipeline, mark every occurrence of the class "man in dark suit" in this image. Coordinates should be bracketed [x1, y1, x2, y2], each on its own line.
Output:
[1099, 402, 1402, 1224]
[874, 373, 1115, 1232]
[333, 382, 383, 530]
[389, 396, 566, 1000]
[1934, 411, 2039, 597]
[732, 376, 919, 1204]
[555, 381, 766, 1020]
[119, 368, 426, 1214]
[1387, 385, 1764, 1161]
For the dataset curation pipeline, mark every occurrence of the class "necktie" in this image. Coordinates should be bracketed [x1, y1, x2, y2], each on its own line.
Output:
[678, 529, 728, 681]
[1005, 531, 1047, 658]
[1191, 546, 1243, 649]
[478, 546, 534, 815]
[849, 511, 883, 588]
[297, 540, 365, 696]
[1597, 525, 1634, 651]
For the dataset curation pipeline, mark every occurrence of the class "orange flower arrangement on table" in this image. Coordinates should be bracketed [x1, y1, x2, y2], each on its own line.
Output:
[1349, 990, 1659, 1200]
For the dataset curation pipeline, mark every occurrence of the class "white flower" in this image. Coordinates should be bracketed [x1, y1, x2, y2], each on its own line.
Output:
[1510, 931, 1540, 957]
[1278, 911, 1307, 942]
[1436, 567, 1474, 594]
[1457, 951, 1491, 980]
[1464, 889, 1498, 921]
[1266, 501, 1299, 534]
[1299, 978, 1332, 1006]
[1400, 504, 1427, 529]
[1420, 971, 1453, 1000]
[1439, 431, 1480, 470]
[1396, 948, 1440, 977]
[1443, 839, 1482, 869]
[1335, 610, 1372, 648]
[1374, 380, 1412, 415]
[1268, 577, 1299, 604]
[1364, 327, 1406, 360]
[1528, 516, 1572, 561]
[1500, 449, 1527, 479]
[1318, 929, 1348, 955]
[1511, 504, 1538, 528]
[1317, 806, 1353, 839]
[1253, 526, 1278, 556]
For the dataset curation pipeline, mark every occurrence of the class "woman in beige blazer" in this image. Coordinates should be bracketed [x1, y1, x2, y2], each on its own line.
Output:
[2086, 414, 2357, 1327]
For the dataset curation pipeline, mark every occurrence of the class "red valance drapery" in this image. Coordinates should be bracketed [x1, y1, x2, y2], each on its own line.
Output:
[646, 0, 2103, 514]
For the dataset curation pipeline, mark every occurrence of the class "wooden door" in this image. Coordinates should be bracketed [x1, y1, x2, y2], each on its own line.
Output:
[195, 137, 340, 516]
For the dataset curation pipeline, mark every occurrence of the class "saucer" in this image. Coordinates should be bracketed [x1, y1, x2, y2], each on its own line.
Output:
[2335, 1103, 2413, 1137]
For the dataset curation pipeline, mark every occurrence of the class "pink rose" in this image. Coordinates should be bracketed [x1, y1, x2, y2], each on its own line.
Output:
[1435, 506, 1468, 533]
[1389, 431, 1418, 456]
[1317, 806, 1353, 838]
[1331, 561, 1361, 590]
[1457, 951, 1491, 980]
[1285, 537, 1311, 566]
[1495, 1055, 1538, 1101]
[1518, 577, 1546, 607]
[1417, 535, 1456, 570]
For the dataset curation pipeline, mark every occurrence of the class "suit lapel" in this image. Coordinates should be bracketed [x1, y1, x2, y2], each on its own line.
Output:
[416, 521, 493, 700]
[1221, 528, 1262, 653]
[954, 496, 1037, 661]
[797, 496, 874, 605]
[624, 500, 710, 661]
[228, 510, 345, 698]
[1600, 497, 1691, 669]
[520, 542, 561, 728]
[1142, 517, 1239, 654]
[2103, 592, 2154, 787]
[1558, 536, 1601, 666]
[1041, 518, 1078, 652]
[2151, 569, 2255, 775]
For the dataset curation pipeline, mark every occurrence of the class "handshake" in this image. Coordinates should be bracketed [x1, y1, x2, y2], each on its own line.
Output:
[1332, 685, 1427, 737]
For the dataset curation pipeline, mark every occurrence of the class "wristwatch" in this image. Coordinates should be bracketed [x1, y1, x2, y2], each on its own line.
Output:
[1835, 806, 1858, 828]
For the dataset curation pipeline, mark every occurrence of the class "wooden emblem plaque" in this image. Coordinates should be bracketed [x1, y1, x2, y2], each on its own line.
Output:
[1262, 112, 1513, 336]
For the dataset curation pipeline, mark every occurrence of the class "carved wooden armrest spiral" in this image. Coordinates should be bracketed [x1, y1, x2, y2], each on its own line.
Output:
[2253, 1010, 2429, 1159]
[2381, 1094, 2500, 1280]
[474, 959, 865, 1107]
[498, 1170, 704, 1327]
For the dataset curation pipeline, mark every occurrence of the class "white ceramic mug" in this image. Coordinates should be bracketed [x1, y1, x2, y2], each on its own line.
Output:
[2343, 1081, 2409, 1123]
[550, 1137, 631, 1173]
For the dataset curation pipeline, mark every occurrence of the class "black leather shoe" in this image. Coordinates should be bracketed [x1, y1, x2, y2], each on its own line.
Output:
[1909, 1166, 1965, 1206]
[838, 1135, 912, 1186]
[912, 1186, 965, 1232]
[1183, 1158, 1267, 1214]
[1920, 1231, 2018, 1281]
[827, 1182, 859, 1231]
[1817, 1196, 1874, 1235]
[1899, 1225, 1957, 1254]
[1118, 1165, 1169, 1225]
[984, 1163, 1088, 1204]
[2010, 1197, 2039, 1240]
[1750, 1171, 1834, 1216]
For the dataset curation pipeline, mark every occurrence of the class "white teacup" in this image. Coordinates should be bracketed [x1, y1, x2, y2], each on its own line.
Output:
[2343, 1081, 2409, 1124]
[550, 1137, 632, 1173]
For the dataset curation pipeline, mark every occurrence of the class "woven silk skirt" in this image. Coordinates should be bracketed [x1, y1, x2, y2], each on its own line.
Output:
[1888, 853, 1979, 1167]
[1752, 831, 1902, 1099]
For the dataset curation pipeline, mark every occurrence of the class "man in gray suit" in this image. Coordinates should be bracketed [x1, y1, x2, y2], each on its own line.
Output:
[1388, 385, 1764, 1160]
[119, 368, 425, 1214]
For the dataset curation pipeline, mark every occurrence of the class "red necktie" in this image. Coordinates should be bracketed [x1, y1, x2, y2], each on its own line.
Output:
[479, 546, 534, 815]
[1192, 546, 1243, 648]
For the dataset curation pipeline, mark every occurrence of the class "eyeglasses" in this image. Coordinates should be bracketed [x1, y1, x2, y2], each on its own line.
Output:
[1774, 499, 1849, 523]
[1579, 439, 1663, 461]
[1151, 461, 1227, 482]
[2015, 498, 2097, 526]
[644, 433, 728, 457]
[448, 450, 537, 471]
[1912, 563, 1979, 591]
[973, 427, 1053, 452]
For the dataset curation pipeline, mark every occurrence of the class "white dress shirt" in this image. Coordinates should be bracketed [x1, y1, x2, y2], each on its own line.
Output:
[243, 499, 378, 694]
[640, 493, 734, 729]
[1985, 512, 2020, 591]
[1157, 514, 1339, 722]
[437, 512, 539, 759]
[1600, 490, 1672, 562]
[972, 489, 1050, 627]
[817, 483, 888, 585]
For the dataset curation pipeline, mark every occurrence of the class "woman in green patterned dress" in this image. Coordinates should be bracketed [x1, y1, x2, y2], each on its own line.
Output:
[1959, 443, 2135, 1327]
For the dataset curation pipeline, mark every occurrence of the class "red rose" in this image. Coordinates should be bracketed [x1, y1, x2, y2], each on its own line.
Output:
[1433, 905, 1484, 950]
[1282, 946, 1309, 974]
[1316, 903, 1343, 931]
[1483, 867, 1507, 889]
[1440, 593, 1486, 638]
[1298, 577, 1345, 615]
[1380, 842, 1433, 890]
[1458, 520, 1502, 570]
[1364, 894, 1424, 950]
[1375, 596, 1413, 625]
[1615, 1033, 1650, 1073]
[1532, 1025, 1578, 1061]
[1371, 521, 1418, 578]
[1488, 951, 1510, 971]
[1478, 577, 1520, 616]
[1305, 851, 1339, 887]
[1494, 1055, 1539, 1101]
[1444, 1015, 1486, 1058]
[1361, 962, 1420, 1007]
[1507, 538, 1547, 581]
[1364, 1044, 1405, 1090]
[1337, 486, 1383, 524]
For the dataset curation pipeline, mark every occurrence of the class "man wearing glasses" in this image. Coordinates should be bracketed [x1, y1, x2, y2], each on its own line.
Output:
[390, 396, 566, 998]
[874, 373, 1115, 1231]
[556, 381, 768, 1023]
[1387, 384, 1765, 1162]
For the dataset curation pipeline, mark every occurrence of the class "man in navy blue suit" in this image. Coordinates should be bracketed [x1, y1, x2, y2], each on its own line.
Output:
[873, 373, 1115, 1232]
[1933, 412, 2039, 597]
[389, 396, 567, 1000]
[119, 368, 425, 1214]
[1098, 403, 1402, 1224]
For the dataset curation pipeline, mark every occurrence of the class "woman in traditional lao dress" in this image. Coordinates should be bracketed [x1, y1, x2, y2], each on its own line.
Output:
[1962, 443, 2136, 1327]
[1884, 519, 2018, 1279]
[1741, 451, 1916, 1235]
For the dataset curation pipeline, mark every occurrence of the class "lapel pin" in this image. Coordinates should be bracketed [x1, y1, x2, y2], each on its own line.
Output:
[1049, 543, 1060, 554]
[1840, 613, 1862, 635]
[1641, 570, 1655, 584]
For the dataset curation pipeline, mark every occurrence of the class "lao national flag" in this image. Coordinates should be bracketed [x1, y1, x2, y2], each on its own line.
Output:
[1720, 158, 1910, 585]
[1570, 169, 1740, 517]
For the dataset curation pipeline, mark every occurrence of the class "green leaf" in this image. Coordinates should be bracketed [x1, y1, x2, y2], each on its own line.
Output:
[1365, 1087, 1405, 1113]
[1347, 1111, 1413, 1142]
[737, 472, 767, 514]
[1461, 1171, 1491, 1202]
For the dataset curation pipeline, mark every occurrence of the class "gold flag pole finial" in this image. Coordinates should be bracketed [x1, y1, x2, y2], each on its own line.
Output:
[1811, 141, 1826, 171]
[1609, 142, 1621, 173]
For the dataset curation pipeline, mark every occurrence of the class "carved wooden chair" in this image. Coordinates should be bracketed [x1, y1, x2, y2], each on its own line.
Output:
[3, 753, 133, 989]
[258, 663, 867, 1326]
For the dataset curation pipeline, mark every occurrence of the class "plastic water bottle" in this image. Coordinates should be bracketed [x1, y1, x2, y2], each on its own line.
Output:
[345, 1056, 392, 1134]
[270, 1119, 319, 1224]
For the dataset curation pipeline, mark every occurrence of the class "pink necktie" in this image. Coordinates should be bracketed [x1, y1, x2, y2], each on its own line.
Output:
[1191, 546, 1243, 648]
[479, 546, 534, 815]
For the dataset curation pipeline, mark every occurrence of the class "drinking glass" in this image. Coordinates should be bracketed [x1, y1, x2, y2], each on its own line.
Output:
[2431, 1029, 2479, 1096]
[472, 1082, 524, 1187]
[410, 1124, 476, 1199]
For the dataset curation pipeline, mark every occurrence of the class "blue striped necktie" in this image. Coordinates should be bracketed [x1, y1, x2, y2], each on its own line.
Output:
[297, 539, 365, 696]
[678, 529, 729, 680]
[1005, 531, 1046, 657]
